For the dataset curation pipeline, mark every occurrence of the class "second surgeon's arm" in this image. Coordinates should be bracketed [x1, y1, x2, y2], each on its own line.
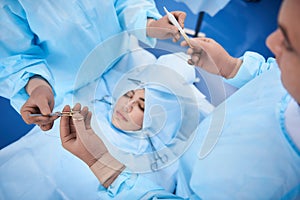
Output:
[114, 0, 161, 46]
[181, 37, 277, 88]
[114, 0, 186, 46]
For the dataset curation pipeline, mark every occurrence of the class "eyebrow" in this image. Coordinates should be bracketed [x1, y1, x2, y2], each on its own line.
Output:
[128, 90, 144, 101]
[279, 24, 294, 50]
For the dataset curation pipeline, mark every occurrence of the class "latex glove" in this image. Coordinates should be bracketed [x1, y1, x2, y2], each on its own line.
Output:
[181, 37, 242, 79]
[147, 11, 186, 42]
[60, 103, 125, 188]
[21, 76, 58, 131]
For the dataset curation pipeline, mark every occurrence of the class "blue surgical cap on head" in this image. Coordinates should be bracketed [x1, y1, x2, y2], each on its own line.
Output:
[142, 85, 181, 148]
[106, 82, 182, 154]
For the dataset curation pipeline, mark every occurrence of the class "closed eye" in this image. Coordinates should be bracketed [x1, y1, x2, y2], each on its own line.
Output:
[138, 97, 144, 111]
[124, 90, 134, 98]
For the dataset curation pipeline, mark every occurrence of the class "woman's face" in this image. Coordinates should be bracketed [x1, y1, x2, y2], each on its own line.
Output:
[266, 0, 300, 103]
[112, 89, 145, 131]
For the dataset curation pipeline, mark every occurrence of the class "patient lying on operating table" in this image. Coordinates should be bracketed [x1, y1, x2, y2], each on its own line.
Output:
[0, 51, 214, 199]
[66, 59, 213, 192]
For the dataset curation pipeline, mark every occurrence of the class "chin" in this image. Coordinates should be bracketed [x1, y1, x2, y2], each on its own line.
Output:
[111, 118, 121, 129]
[292, 94, 300, 104]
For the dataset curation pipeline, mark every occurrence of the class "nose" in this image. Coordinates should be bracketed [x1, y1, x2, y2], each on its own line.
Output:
[124, 100, 136, 112]
[266, 29, 283, 57]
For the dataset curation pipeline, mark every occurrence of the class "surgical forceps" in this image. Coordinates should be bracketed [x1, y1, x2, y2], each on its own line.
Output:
[127, 78, 144, 86]
[146, 134, 168, 171]
[91, 95, 112, 105]
[29, 111, 79, 117]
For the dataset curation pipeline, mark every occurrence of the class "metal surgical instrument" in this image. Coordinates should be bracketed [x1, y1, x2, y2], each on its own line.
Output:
[29, 111, 79, 117]
[127, 78, 144, 86]
[146, 134, 168, 171]
[91, 95, 112, 105]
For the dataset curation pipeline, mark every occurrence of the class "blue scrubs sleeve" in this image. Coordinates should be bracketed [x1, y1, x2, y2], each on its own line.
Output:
[97, 171, 183, 199]
[114, 0, 162, 47]
[0, 2, 55, 112]
[225, 51, 277, 88]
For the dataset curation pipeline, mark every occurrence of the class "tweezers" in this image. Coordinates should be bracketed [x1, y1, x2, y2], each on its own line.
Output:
[127, 78, 144, 85]
[91, 95, 112, 105]
[29, 111, 79, 117]
[163, 6, 193, 48]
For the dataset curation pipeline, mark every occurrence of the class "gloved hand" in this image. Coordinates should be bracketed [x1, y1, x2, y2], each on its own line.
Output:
[147, 11, 186, 42]
[181, 37, 242, 79]
[21, 76, 58, 131]
[60, 103, 125, 188]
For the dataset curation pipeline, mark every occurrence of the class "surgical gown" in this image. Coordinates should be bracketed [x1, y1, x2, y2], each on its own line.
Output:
[0, 0, 161, 111]
[93, 52, 300, 199]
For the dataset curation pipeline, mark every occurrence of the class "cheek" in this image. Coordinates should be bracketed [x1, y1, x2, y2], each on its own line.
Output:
[280, 55, 300, 103]
[130, 111, 144, 127]
[115, 98, 125, 109]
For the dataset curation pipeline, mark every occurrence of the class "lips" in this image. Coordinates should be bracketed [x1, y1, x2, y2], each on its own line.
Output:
[116, 111, 128, 122]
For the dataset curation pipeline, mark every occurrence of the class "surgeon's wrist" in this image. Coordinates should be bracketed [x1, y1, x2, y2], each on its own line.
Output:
[83, 154, 99, 168]
[226, 58, 243, 79]
[26, 75, 53, 96]
[146, 18, 157, 38]
[90, 152, 125, 188]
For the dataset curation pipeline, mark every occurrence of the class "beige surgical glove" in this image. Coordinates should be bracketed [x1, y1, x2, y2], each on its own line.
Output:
[147, 11, 186, 42]
[181, 37, 242, 79]
[21, 76, 58, 131]
[60, 103, 125, 188]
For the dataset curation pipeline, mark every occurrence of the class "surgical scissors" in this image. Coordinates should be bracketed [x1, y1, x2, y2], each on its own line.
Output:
[29, 111, 79, 117]
[146, 134, 168, 171]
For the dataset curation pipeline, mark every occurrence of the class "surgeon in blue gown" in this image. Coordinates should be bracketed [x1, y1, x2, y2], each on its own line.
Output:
[0, 0, 186, 131]
[60, 0, 300, 199]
